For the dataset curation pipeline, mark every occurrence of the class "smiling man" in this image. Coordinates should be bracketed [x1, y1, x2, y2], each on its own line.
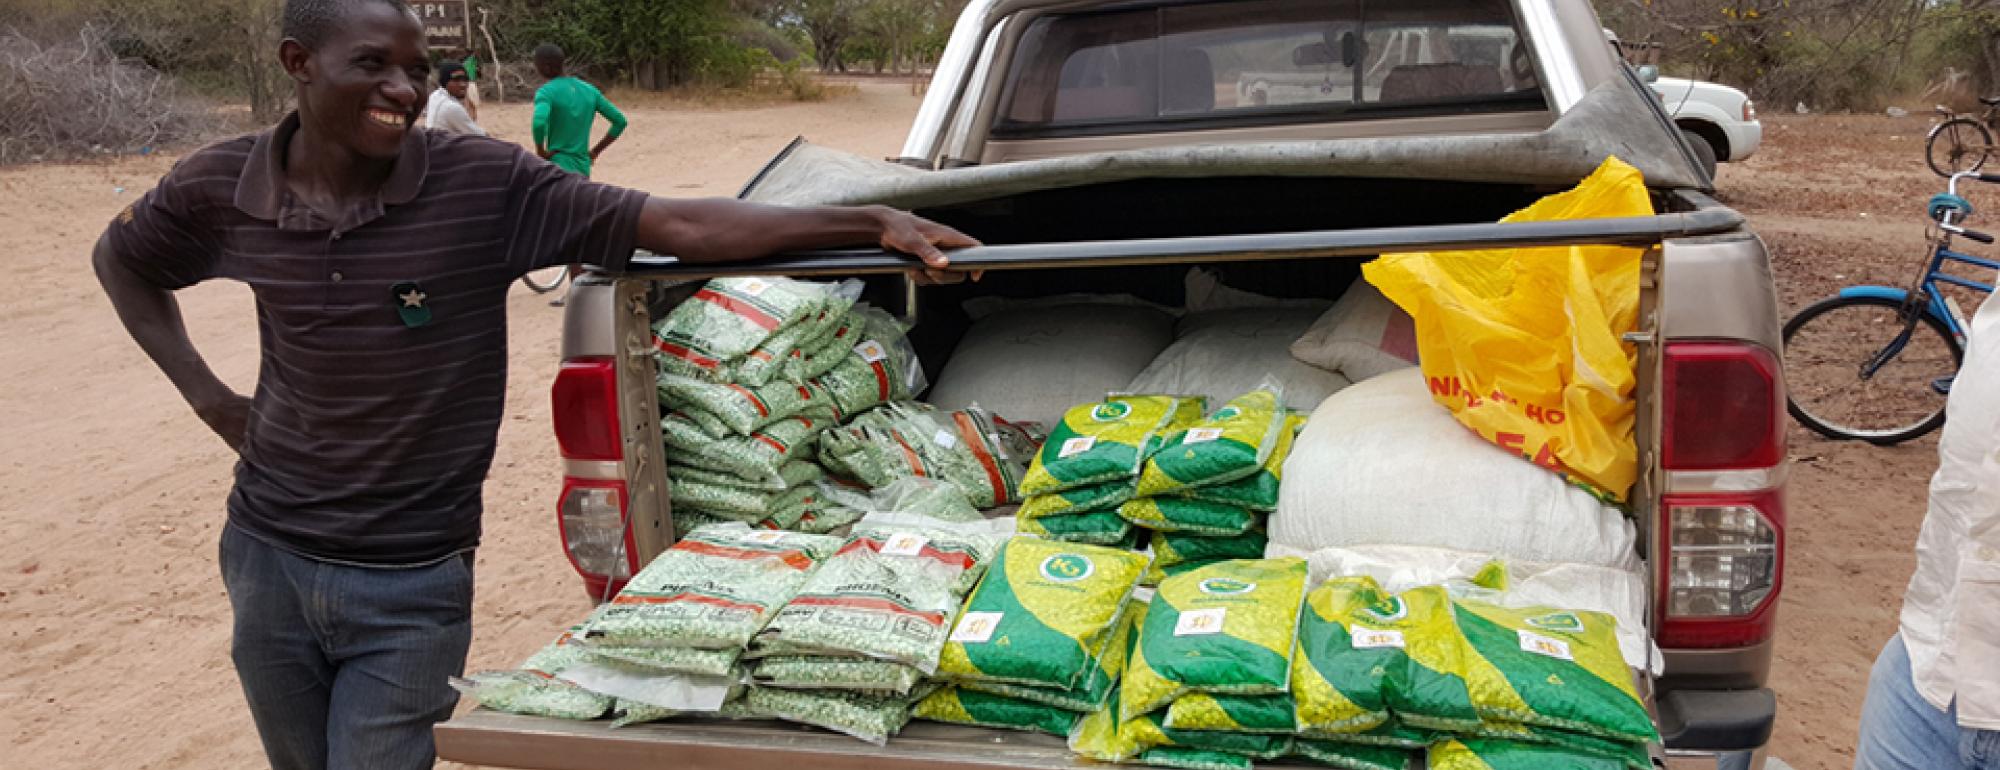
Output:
[89, 1, 972, 768]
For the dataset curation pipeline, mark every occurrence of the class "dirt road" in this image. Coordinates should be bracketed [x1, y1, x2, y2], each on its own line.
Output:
[0, 84, 1956, 770]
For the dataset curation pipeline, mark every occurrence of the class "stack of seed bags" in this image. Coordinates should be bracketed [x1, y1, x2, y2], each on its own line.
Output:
[915, 537, 1153, 736]
[739, 494, 1011, 745]
[1016, 395, 1207, 545]
[1119, 385, 1303, 584]
[1287, 568, 1657, 769]
[651, 277, 926, 535]
[819, 400, 1044, 509]
[554, 524, 840, 718]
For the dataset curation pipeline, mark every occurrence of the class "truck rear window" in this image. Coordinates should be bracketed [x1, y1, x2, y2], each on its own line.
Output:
[992, 0, 1544, 138]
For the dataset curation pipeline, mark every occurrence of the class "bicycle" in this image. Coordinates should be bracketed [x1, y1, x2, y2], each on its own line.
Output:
[1784, 171, 1997, 444]
[521, 265, 569, 294]
[1925, 98, 2000, 177]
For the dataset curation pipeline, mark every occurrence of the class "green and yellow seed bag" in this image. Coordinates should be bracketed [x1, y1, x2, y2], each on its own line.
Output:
[1427, 738, 1630, 770]
[1121, 558, 1309, 721]
[1120, 497, 1261, 536]
[939, 537, 1149, 690]
[912, 686, 1081, 735]
[1173, 413, 1303, 512]
[1453, 601, 1657, 743]
[1146, 530, 1270, 584]
[1293, 580, 1481, 734]
[963, 599, 1145, 712]
[1161, 691, 1296, 733]
[1136, 388, 1287, 496]
[1290, 739, 1413, 770]
[1020, 395, 1204, 496]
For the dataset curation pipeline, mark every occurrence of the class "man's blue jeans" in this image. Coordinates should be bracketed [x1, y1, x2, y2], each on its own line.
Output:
[220, 524, 474, 770]
[1856, 633, 2000, 770]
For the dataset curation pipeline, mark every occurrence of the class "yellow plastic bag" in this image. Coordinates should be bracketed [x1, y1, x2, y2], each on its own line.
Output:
[1363, 156, 1650, 502]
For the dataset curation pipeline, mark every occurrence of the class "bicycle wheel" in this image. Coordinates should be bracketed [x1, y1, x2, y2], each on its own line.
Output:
[521, 266, 568, 294]
[1926, 118, 1992, 178]
[1784, 295, 1963, 444]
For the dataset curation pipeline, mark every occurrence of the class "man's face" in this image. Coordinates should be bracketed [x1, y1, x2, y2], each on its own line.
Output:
[445, 73, 469, 100]
[286, 3, 431, 160]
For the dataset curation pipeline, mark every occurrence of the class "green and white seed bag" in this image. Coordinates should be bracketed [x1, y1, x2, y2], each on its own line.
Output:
[752, 513, 1006, 672]
[731, 282, 862, 386]
[809, 306, 926, 419]
[1020, 395, 1206, 496]
[1136, 386, 1287, 496]
[960, 599, 1146, 713]
[1018, 478, 1136, 519]
[938, 537, 1150, 690]
[653, 277, 838, 381]
[584, 524, 841, 650]
[913, 686, 1082, 736]
[1121, 557, 1309, 721]
[659, 373, 841, 436]
[662, 413, 826, 486]
[450, 617, 614, 720]
[735, 683, 937, 746]
[668, 462, 823, 521]
[750, 655, 925, 695]
[580, 643, 742, 678]
[1016, 507, 1134, 545]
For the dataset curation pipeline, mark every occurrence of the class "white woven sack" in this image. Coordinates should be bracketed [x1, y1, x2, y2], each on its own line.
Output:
[927, 302, 1175, 426]
[1127, 307, 1349, 412]
[1289, 281, 1419, 383]
[1269, 368, 1636, 567]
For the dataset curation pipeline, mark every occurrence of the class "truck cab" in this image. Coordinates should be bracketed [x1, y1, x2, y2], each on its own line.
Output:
[442, 1, 1787, 768]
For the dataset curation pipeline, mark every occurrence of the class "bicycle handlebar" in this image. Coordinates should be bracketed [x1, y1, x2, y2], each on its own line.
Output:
[1982, 173, 2000, 185]
[1944, 222, 1996, 243]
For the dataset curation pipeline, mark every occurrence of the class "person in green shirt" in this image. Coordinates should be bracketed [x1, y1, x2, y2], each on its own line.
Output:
[457, 46, 480, 119]
[531, 44, 626, 178]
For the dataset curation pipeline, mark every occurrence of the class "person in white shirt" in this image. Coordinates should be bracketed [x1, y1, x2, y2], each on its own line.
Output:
[1855, 290, 2000, 770]
[422, 62, 484, 137]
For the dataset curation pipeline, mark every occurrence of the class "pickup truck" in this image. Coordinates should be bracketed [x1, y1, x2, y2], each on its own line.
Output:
[438, 0, 1786, 768]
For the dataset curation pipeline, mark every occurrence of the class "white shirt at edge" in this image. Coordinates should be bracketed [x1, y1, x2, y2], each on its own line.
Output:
[1900, 288, 2000, 729]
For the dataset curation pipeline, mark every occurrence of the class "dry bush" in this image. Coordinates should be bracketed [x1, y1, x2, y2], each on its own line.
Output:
[0, 24, 222, 164]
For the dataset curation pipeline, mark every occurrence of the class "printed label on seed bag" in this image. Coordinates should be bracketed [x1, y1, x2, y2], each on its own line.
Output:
[1517, 629, 1575, 661]
[880, 533, 931, 557]
[932, 429, 959, 449]
[742, 530, 789, 545]
[739, 277, 772, 296]
[1350, 627, 1406, 649]
[856, 340, 888, 363]
[951, 611, 1005, 643]
[1183, 428, 1224, 444]
[1059, 437, 1096, 458]
[1175, 607, 1227, 636]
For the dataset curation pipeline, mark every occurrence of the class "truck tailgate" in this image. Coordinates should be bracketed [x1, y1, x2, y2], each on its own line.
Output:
[439, 710, 1325, 770]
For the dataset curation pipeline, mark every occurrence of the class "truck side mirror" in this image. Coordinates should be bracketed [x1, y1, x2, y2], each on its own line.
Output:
[1637, 65, 1659, 84]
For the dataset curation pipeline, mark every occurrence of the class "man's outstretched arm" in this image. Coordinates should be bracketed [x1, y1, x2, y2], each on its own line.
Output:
[633, 198, 976, 269]
[91, 233, 248, 450]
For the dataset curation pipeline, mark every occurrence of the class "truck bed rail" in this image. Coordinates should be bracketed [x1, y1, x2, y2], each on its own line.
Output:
[621, 196, 1741, 278]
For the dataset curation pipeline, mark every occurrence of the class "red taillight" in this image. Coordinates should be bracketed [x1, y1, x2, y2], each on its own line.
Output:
[1664, 342, 1784, 469]
[552, 357, 622, 462]
[1659, 341, 1786, 649]
[558, 477, 635, 600]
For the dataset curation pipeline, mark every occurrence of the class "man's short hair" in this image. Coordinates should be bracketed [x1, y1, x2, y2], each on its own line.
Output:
[436, 61, 464, 85]
[283, 0, 414, 49]
[533, 44, 565, 64]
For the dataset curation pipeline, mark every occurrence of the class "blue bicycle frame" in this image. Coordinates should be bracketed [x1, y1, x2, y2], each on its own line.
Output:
[1838, 242, 1997, 344]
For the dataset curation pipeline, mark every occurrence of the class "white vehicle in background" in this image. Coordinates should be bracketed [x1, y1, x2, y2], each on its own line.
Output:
[1653, 74, 1761, 177]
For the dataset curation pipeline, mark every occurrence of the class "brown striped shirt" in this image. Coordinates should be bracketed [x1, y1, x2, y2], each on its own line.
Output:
[108, 113, 649, 565]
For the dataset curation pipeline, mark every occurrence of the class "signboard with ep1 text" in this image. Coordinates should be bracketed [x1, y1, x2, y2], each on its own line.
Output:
[415, 1, 471, 50]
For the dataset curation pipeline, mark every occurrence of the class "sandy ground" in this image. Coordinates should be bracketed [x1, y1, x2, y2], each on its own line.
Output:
[0, 84, 1965, 769]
